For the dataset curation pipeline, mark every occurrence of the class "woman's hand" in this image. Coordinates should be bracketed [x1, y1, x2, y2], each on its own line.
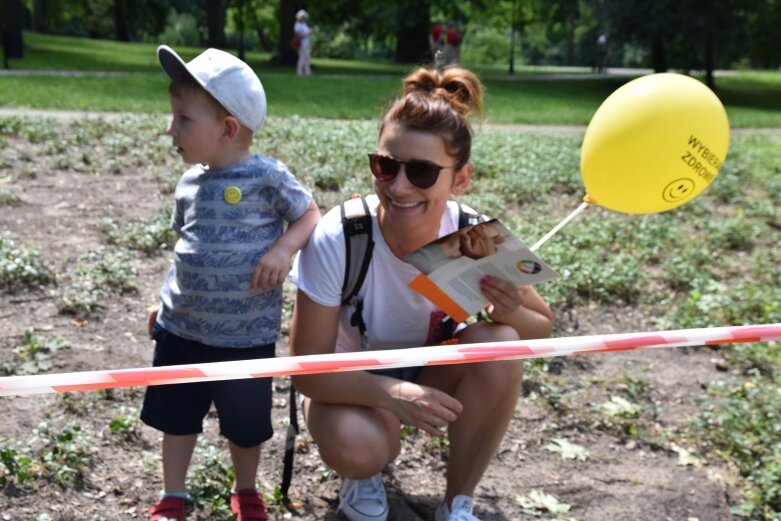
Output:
[478, 276, 554, 339]
[385, 380, 463, 437]
[479, 275, 525, 319]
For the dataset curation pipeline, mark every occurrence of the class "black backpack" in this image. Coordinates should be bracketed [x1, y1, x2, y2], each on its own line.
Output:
[280, 195, 481, 505]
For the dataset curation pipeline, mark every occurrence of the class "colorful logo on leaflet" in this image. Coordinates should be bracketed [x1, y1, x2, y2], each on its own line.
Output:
[517, 260, 542, 275]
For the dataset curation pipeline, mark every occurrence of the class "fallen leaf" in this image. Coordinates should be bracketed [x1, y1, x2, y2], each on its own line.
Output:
[516, 489, 571, 514]
[671, 443, 704, 468]
[544, 438, 589, 461]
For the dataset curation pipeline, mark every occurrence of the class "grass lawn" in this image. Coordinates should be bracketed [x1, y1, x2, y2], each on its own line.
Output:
[3, 33, 781, 127]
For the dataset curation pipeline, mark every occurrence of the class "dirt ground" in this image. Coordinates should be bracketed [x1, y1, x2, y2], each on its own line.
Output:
[0, 114, 740, 520]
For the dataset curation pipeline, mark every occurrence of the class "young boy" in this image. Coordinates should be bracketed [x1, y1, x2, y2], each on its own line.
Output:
[141, 45, 320, 521]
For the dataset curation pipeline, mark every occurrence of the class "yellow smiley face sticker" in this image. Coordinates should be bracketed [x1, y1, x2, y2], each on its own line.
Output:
[224, 186, 242, 205]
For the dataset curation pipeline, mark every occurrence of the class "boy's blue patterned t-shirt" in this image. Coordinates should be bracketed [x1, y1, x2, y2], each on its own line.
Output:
[157, 153, 312, 348]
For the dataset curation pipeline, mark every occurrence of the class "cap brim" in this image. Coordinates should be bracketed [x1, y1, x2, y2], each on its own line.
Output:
[157, 45, 197, 84]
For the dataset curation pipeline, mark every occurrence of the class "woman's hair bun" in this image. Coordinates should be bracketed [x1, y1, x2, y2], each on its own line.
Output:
[403, 68, 484, 119]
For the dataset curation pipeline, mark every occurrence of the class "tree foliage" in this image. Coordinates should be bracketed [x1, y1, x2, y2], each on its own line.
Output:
[16, 0, 781, 73]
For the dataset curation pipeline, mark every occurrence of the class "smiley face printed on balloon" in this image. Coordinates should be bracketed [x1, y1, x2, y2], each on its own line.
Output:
[517, 259, 542, 275]
[224, 186, 242, 205]
[662, 178, 696, 203]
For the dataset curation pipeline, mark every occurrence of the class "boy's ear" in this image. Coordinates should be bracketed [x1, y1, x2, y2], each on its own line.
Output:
[222, 116, 241, 140]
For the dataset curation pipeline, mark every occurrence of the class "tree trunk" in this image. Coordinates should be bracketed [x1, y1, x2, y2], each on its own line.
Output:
[650, 33, 667, 72]
[394, 0, 431, 64]
[114, 0, 130, 41]
[1, 0, 24, 63]
[205, 0, 228, 48]
[565, 23, 574, 66]
[704, 36, 715, 91]
[276, 0, 299, 66]
[33, 0, 48, 33]
[255, 27, 274, 52]
[236, 0, 246, 61]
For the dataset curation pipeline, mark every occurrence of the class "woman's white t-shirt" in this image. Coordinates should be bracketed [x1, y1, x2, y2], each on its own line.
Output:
[293, 21, 311, 48]
[290, 195, 468, 353]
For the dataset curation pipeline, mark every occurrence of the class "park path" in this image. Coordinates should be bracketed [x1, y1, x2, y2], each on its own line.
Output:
[1, 107, 778, 135]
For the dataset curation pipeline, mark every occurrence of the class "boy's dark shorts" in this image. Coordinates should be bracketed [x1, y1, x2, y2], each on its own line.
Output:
[140, 323, 275, 448]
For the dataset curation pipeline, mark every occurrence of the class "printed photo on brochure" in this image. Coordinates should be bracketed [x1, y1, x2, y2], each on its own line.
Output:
[405, 219, 558, 323]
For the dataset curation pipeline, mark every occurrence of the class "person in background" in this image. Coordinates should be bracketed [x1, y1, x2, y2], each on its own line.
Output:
[289, 65, 554, 521]
[595, 33, 608, 74]
[142, 45, 320, 521]
[430, 20, 445, 63]
[294, 9, 312, 76]
[444, 22, 461, 65]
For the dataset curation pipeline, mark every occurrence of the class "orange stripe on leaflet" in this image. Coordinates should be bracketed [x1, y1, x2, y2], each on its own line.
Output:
[408, 273, 469, 323]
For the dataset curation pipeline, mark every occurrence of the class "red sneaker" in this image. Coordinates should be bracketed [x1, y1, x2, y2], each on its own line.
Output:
[231, 488, 269, 521]
[148, 496, 185, 521]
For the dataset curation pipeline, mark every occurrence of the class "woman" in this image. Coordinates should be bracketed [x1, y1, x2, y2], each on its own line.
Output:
[293, 9, 312, 76]
[289, 66, 554, 521]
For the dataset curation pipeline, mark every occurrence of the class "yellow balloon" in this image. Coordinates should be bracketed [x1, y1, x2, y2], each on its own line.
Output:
[580, 73, 730, 214]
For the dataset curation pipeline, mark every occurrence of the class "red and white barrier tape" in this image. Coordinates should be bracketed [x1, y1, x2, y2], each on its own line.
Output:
[1, 324, 779, 397]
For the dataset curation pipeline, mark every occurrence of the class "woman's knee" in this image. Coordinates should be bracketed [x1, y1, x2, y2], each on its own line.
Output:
[460, 321, 520, 344]
[308, 406, 399, 476]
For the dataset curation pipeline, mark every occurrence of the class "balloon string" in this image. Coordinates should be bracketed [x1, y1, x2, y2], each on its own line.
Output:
[531, 200, 591, 252]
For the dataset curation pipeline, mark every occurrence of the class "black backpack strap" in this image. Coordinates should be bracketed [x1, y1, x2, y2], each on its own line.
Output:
[457, 199, 484, 228]
[280, 384, 299, 508]
[281, 196, 375, 509]
[340, 195, 374, 350]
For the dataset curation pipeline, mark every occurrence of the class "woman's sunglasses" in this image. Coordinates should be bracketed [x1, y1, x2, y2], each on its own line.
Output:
[368, 153, 454, 189]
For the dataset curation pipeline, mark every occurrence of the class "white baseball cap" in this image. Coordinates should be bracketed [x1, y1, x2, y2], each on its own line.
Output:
[157, 45, 267, 132]
[296, 9, 309, 19]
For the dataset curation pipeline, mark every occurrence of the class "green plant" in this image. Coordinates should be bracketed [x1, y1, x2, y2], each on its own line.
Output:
[423, 432, 451, 454]
[0, 231, 52, 289]
[705, 215, 763, 251]
[103, 210, 178, 255]
[0, 187, 23, 206]
[108, 406, 141, 443]
[57, 247, 138, 316]
[694, 375, 781, 518]
[188, 440, 235, 518]
[29, 422, 95, 487]
[1, 330, 68, 376]
[0, 441, 34, 486]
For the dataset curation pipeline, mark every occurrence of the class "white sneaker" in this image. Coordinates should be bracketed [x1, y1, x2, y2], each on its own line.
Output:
[338, 474, 389, 521]
[435, 495, 480, 521]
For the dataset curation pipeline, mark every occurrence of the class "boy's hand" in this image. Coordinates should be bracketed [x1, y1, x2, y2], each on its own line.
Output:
[251, 247, 291, 291]
[147, 305, 159, 340]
